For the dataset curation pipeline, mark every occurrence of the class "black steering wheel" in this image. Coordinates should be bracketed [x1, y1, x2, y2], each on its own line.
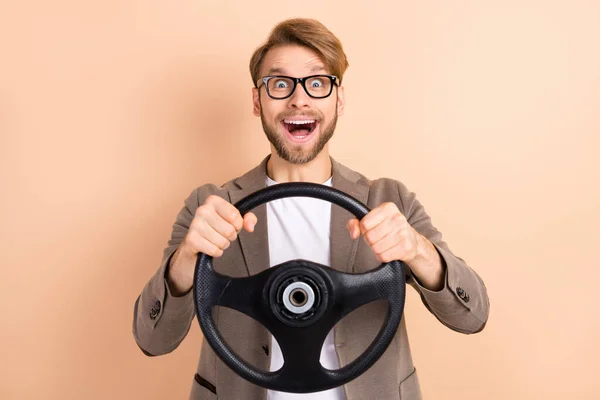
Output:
[193, 182, 406, 393]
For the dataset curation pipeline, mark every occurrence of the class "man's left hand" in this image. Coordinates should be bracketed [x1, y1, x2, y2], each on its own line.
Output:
[346, 202, 445, 291]
[346, 202, 421, 264]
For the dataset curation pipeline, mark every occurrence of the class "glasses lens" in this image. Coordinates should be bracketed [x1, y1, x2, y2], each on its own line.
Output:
[267, 77, 295, 99]
[305, 76, 333, 98]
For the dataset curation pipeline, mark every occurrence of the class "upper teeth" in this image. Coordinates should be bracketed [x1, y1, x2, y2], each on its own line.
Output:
[285, 120, 315, 125]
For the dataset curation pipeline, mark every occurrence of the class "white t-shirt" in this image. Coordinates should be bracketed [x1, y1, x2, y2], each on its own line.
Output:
[266, 175, 346, 400]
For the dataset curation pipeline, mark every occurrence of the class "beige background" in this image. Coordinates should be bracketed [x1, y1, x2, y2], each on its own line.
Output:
[1, 1, 599, 399]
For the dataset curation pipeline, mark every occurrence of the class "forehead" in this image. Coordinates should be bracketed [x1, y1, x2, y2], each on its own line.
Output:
[260, 44, 328, 77]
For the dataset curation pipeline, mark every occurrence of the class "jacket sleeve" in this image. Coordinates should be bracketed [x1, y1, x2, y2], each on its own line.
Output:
[132, 185, 217, 356]
[397, 180, 490, 334]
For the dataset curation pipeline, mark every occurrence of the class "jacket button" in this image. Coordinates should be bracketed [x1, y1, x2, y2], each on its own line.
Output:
[262, 345, 269, 356]
[149, 300, 161, 320]
[456, 287, 469, 303]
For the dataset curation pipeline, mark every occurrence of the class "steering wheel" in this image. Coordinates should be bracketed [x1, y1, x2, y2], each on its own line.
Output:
[193, 182, 406, 393]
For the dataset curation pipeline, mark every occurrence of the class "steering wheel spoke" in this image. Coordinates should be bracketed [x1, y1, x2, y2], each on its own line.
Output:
[211, 268, 274, 327]
[328, 261, 405, 318]
[273, 322, 330, 371]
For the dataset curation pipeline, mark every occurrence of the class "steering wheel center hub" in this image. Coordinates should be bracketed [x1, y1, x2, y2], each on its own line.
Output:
[284, 282, 312, 310]
[268, 264, 330, 328]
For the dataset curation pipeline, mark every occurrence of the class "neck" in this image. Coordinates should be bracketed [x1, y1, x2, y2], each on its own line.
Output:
[267, 147, 332, 183]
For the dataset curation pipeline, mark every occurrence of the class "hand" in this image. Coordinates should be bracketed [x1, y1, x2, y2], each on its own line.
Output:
[182, 195, 257, 258]
[346, 202, 420, 264]
[167, 195, 257, 295]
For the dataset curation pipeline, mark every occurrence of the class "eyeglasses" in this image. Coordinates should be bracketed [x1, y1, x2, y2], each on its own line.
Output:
[258, 75, 339, 100]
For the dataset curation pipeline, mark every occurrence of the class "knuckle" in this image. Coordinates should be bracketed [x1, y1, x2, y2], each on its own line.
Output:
[193, 240, 209, 255]
[184, 238, 199, 253]
[237, 217, 245, 230]
[221, 234, 231, 246]
[186, 228, 201, 245]
[393, 212, 405, 222]
[208, 245, 223, 257]
[205, 195, 220, 204]
[231, 220, 240, 231]
[371, 244, 381, 255]
[227, 226, 238, 240]
[228, 210, 240, 222]
[188, 220, 199, 234]
[196, 205, 209, 217]
[192, 220, 207, 235]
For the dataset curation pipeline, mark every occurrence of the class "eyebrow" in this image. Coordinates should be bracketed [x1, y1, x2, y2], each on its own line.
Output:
[266, 65, 326, 76]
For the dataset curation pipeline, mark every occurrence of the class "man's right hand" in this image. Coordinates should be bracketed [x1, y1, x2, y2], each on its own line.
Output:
[166, 195, 257, 296]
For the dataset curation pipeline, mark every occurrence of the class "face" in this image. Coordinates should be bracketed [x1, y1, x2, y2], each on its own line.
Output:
[252, 45, 345, 164]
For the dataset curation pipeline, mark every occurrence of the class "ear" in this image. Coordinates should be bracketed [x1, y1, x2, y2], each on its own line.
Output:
[252, 87, 261, 117]
[336, 85, 345, 117]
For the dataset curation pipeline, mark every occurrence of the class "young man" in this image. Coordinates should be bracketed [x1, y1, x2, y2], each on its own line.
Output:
[133, 18, 489, 400]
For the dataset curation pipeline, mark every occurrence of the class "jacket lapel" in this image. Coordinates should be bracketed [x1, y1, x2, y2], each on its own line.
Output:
[228, 155, 271, 277]
[330, 157, 369, 273]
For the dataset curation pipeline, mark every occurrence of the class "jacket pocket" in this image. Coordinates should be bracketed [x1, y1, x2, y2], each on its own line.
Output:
[190, 373, 217, 400]
[399, 368, 422, 400]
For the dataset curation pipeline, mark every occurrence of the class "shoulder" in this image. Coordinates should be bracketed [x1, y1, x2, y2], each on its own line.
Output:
[182, 176, 242, 208]
[189, 179, 241, 202]
[369, 178, 416, 215]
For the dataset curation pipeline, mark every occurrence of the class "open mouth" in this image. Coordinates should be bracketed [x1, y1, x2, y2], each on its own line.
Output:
[282, 119, 318, 141]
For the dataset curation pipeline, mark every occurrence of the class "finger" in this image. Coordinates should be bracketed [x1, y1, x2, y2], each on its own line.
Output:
[207, 195, 244, 234]
[243, 212, 258, 232]
[347, 218, 360, 239]
[360, 202, 401, 233]
[193, 218, 232, 251]
[199, 209, 240, 243]
[363, 215, 400, 246]
[185, 230, 225, 257]
[370, 229, 401, 257]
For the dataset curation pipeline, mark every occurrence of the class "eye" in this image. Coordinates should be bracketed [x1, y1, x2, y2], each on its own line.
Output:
[273, 79, 290, 88]
[310, 79, 324, 88]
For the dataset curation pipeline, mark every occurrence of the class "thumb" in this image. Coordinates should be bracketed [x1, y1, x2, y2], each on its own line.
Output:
[347, 218, 360, 239]
[243, 212, 258, 233]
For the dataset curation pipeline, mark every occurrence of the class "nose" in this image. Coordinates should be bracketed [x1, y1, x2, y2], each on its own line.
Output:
[287, 82, 312, 109]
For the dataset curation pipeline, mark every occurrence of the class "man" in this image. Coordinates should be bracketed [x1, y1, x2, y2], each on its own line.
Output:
[133, 18, 489, 400]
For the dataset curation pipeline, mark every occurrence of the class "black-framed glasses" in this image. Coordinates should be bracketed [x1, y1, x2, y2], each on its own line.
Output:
[258, 74, 339, 100]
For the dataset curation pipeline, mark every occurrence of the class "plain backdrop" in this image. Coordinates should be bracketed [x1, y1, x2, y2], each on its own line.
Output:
[1, 1, 599, 399]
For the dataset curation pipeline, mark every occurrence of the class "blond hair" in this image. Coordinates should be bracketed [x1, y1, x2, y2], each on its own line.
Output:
[249, 18, 349, 87]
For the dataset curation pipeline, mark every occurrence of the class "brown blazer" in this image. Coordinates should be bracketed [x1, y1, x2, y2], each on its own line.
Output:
[133, 155, 489, 400]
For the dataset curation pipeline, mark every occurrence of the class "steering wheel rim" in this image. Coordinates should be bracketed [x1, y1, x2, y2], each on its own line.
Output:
[193, 182, 406, 393]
